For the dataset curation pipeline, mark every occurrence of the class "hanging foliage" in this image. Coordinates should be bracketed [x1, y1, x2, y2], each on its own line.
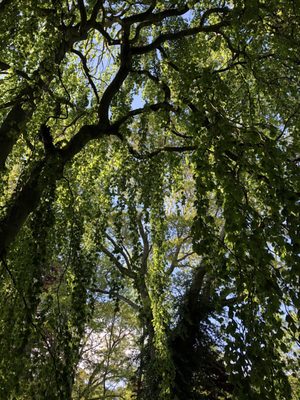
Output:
[0, 1, 299, 399]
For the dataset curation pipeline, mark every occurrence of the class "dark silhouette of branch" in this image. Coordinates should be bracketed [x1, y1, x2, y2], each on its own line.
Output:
[132, 17, 231, 55]
[72, 48, 100, 103]
[92, 288, 140, 311]
[99, 243, 136, 279]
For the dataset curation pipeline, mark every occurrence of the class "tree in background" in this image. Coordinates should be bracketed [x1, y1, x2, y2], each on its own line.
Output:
[0, 1, 299, 399]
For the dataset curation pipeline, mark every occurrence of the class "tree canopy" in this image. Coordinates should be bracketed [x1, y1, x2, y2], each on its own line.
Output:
[0, 1, 299, 399]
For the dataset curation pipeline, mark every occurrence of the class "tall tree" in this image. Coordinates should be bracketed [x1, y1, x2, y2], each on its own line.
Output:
[0, 1, 299, 399]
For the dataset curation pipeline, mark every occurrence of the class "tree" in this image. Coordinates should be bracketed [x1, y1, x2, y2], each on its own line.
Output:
[0, 1, 299, 399]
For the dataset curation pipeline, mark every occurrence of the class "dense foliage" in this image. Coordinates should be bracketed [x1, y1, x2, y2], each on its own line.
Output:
[0, 1, 299, 399]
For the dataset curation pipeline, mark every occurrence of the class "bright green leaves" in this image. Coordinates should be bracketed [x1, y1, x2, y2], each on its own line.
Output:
[0, 184, 56, 398]
[147, 157, 174, 399]
[185, 17, 300, 393]
[0, 1, 300, 399]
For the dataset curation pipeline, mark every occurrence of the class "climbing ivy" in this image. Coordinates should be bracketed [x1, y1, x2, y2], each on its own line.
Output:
[0, 1, 299, 399]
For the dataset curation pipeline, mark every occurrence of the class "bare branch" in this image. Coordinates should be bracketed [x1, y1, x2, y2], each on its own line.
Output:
[200, 7, 230, 26]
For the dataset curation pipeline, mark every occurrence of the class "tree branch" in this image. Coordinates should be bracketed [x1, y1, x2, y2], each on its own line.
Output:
[98, 35, 131, 122]
[89, 0, 104, 24]
[72, 48, 100, 103]
[121, 1, 157, 24]
[112, 100, 174, 129]
[0, 103, 27, 170]
[132, 19, 231, 55]
[92, 22, 121, 45]
[99, 243, 136, 279]
[127, 4, 190, 43]
[0, 60, 31, 80]
[92, 288, 140, 311]
[0, 21, 96, 169]
[60, 123, 105, 162]
[130, 68, 171, 100]
[78, 0, 87, 28]
[105, 232, 131, 270]
[137, 145, 197, 159]
[0, 156, 62, 257]
[137, 216, 150, 274]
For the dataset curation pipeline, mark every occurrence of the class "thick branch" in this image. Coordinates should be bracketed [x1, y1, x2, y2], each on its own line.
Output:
[0, 103, 27, 170]
[0, 155, 63, 256]
[78, 0, 87, 28]
[98, 40, 131, 122]
[121, 1, 157, 24]
[0, 121, 106, 256]
[0, 21, 94, 169]
[99, 243, 136, 279]
[89, 0, 103, 23]
[60, 123, 105, 162]
[132, 19, 231, 55]
[92, 21, 121, 45]
[127, 4, 190, 43]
